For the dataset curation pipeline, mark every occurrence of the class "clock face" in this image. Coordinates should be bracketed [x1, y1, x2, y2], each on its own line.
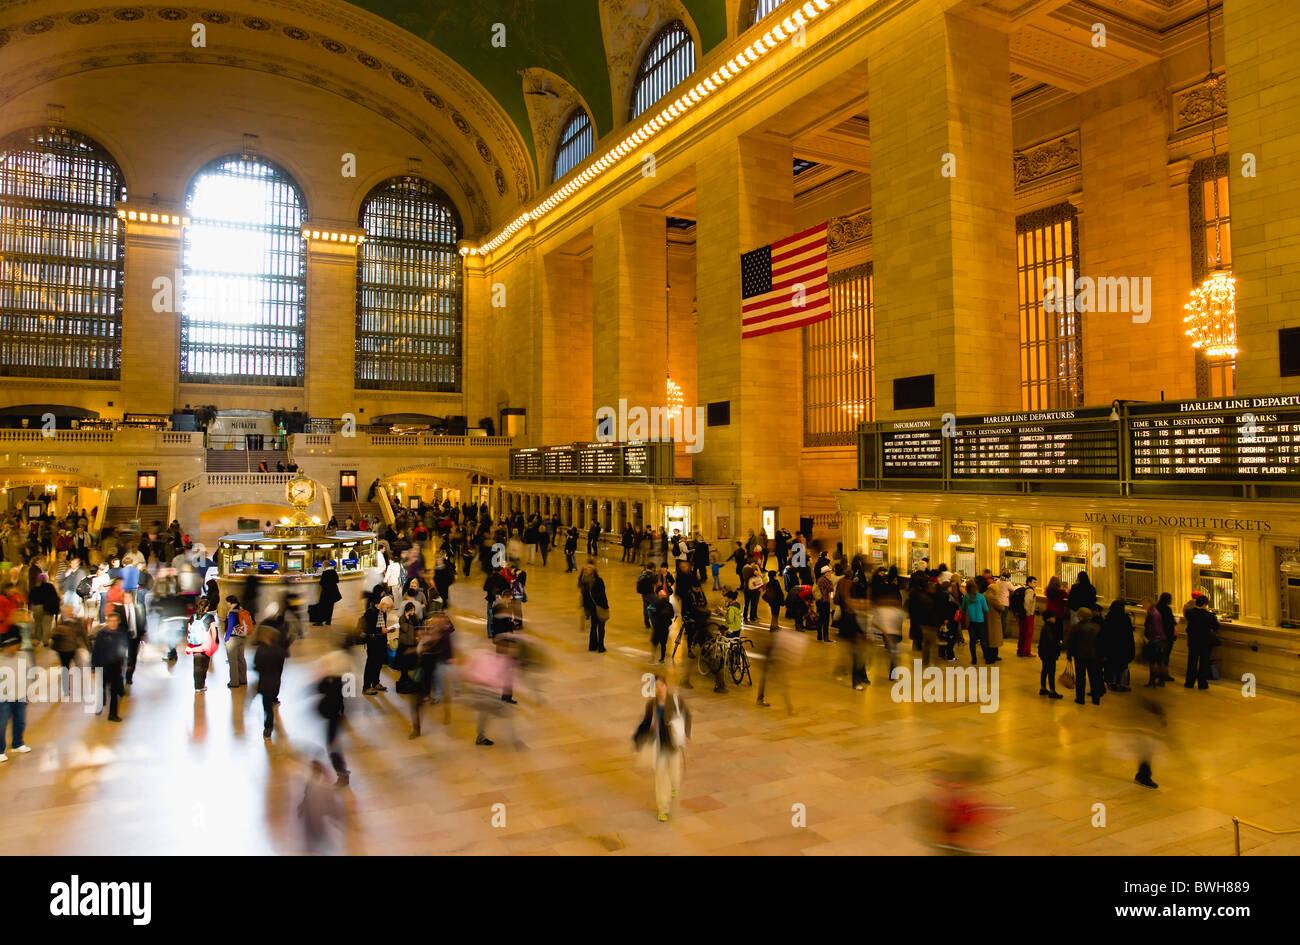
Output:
[288, 477, 315, 505]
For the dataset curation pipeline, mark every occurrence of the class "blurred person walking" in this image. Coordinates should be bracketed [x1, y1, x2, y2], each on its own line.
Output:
[0, 630, 32, 761]
[633, 674, 692, 822]
[92, 609, 128, 721]
[253, 625, 286, 739]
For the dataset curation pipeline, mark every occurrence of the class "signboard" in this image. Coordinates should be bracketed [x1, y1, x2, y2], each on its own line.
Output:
[951, 407, 1119, 480]
[880, 422, 942, 479]
[1129, 395, 1300, 481]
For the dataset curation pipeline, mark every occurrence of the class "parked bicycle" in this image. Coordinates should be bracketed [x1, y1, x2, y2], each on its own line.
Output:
[698, 625, 754, 685]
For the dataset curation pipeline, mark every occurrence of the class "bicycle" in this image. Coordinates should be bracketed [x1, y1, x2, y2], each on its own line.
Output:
[697, 626, 754, 685]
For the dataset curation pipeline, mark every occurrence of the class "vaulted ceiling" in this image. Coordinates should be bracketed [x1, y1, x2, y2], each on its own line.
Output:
[349, 0, 730, 154]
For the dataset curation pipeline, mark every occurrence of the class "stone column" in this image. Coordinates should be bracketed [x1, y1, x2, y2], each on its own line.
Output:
[118, 206, 183, 414]
[867, 7, 1019, 420]
[303, 224, 365, 418]
[591, 206, 666, 420]
[1225, 0, 1300, 391]
[694, 133, 800, 535]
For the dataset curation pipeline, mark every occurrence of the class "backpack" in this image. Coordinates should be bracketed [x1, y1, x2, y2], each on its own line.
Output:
[233, 609, 254, 637]
[1010, 586, 1027, 618]
[76, 576, 93, 598]
[187, 617, 207, 648]
[636, 571, 656, 597]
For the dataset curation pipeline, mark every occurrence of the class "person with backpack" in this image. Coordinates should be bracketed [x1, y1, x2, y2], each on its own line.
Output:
[185, 611, 220, 693]
[636, 563, 658, 629]
[961, 578, 990, 665]
[813, 566, 835, 643]
[223, 596, 253, 688]
[1012, 577, 1037, 657]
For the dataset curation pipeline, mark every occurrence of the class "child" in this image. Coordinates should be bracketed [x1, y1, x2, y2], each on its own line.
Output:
[724, 589, 742, 637]
[710, 548, 722, 591]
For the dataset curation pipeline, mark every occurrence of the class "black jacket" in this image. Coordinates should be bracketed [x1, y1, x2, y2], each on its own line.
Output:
[1100, 608, 1136, 663]
[254, 639, 286, 695]
[1067, 618, 1102, 661]
[92, 627, 128, 667]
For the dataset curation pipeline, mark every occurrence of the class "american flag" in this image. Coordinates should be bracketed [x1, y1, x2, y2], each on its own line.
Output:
[739, 222, 830, 339]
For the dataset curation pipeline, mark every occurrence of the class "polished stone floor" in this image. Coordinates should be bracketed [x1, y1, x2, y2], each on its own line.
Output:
[2, 550, 1298, 856]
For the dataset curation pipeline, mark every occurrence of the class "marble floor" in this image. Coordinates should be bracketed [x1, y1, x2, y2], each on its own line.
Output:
[2, 551, 1298, 856]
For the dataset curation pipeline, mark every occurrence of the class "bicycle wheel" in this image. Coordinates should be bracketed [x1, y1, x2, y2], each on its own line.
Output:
[728, 645, 746, 684]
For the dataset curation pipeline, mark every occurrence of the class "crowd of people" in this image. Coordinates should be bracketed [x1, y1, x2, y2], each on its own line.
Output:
[0, 491, 1228, 823]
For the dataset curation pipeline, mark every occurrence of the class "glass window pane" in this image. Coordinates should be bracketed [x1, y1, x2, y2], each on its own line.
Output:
[181, 156, 306, 386]
[0, 128, 126, 379]
[355, 177, 463, 393]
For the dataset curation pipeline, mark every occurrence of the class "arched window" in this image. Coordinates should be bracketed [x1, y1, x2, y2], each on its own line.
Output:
[552, 108, 594, 182]
[746, 0, 784, 26]
[355, 177, 462, 392]
[0, 127, 126, 379]
[181, 155, 306, 386]
[629, 21, 696, 120]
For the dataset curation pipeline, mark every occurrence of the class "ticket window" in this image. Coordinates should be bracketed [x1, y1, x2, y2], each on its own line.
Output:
[1057, 555, 1087, 587]
[1192, 541, 1239, 619]
[1117, 537, 1158, 606]
[866, 525, 889, 565]
[1001, 550, 1029, 585]
[1052, 530, 1091, 587]
[908, 541, 929, 573]
[952, 545, 977, 580]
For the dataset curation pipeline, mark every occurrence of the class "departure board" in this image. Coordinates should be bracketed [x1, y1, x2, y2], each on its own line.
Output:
[881, 423, 943, 479]
[951, 408, 1119, 480]
[1129, 396, 1300, 480]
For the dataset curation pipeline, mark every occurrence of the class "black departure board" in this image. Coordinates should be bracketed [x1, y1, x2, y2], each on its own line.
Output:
[951, 408, 1119, 480]
[1129, 395, 1300, 480]
[881, 424, 943, 479]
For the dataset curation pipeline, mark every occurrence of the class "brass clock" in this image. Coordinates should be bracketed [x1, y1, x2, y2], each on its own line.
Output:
[286, 475, 316, 508]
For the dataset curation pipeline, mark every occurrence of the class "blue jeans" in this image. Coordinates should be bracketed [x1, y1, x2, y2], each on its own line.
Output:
[0, 701, 27, 751]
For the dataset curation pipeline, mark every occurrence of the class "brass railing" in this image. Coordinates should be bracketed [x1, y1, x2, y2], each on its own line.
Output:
[1231, 816, 1300, 855]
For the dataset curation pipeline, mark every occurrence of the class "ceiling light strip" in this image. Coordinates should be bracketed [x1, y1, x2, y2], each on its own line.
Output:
[461, 0, 839, 258]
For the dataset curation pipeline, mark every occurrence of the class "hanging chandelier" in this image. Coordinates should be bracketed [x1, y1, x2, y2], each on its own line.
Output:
[1183, 0, 1237, 359]
[666, 375, 683, 418]
[1183, 271, 1237, 356]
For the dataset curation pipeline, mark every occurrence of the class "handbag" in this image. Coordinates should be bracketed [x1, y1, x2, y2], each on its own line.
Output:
[1059, 661, 1076, 689]
[595, 605, 610, 623]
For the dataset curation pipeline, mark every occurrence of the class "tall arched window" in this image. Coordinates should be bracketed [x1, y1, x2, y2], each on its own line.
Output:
[355, 177, 462, 392]
[552, 108, 594, 183]
[746, 0, 783, 26]
[181, 155, 306, 386]
[0, 127, 126, 379]
[629, 21, 696, 120]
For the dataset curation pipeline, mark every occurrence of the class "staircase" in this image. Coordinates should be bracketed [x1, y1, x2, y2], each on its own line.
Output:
[338, 499, 384, 527]
[103, 503, 169, 533]
[205, 449, 290, 473]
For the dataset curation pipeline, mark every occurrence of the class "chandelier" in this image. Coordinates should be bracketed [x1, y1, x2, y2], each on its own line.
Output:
[1183, 271, 1237, 356]
[1183, 0, 1236, 359]
[665, 375, 683, 418]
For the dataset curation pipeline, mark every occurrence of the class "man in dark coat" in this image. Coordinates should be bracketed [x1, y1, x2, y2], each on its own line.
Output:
[1066, 607, 1104, 705]
[1183, 594, 1220, 690]
[91, 610, 129, 722]
[253, 627, 286, 738]
[313, 564, 341, 626]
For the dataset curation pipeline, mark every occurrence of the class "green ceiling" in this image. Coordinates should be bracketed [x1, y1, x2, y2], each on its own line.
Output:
[349, 1, 728, 175]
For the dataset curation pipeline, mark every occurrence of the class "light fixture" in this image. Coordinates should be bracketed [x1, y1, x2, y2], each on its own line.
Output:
[1183, 0, 1237, 360]
[946, 532, 960, 544]
[996, 535, 1011, 548]
[1192, 549, 1212, 566]
[1052, 536, 1069, 553]
[902, 521, 917, 540]
[459, 0, 844, 258]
